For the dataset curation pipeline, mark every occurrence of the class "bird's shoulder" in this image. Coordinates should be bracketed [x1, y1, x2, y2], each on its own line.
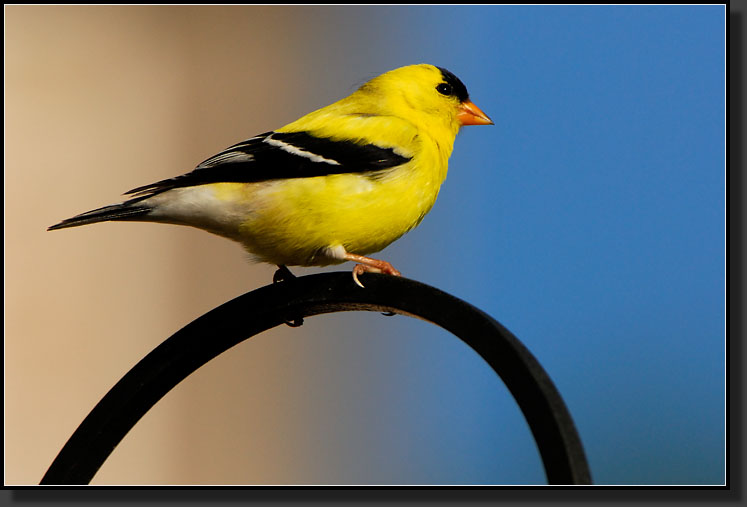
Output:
[278, 102, 423, 154]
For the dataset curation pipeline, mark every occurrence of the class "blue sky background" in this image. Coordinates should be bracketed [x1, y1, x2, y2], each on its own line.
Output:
[298, 5, 725, 485]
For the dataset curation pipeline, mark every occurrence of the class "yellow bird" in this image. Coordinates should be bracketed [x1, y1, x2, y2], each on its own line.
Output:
[48, 64, 493, 287]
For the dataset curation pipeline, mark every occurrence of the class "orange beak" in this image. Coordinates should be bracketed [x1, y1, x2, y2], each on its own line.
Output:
[457, 100, 493, 126]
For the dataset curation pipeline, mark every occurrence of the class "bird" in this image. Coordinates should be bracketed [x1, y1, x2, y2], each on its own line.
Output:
[48, 64, 493, 287]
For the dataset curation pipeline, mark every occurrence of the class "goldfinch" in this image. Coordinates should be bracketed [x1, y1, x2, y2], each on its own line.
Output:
[48, 64, 492, 287]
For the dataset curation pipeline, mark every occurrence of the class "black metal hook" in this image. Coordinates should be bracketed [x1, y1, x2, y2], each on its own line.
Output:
[40, 272, 592, 485]
[272, 265, 304, 327]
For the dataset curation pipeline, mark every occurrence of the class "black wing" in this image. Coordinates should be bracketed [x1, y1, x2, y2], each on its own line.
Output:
[125, 131, 412, 197]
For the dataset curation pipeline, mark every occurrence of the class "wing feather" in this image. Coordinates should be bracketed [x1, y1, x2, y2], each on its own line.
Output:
[125, 131, 412, 198]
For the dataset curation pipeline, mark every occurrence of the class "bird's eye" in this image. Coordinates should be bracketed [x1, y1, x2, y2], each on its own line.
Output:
[436, 83, 453, 96]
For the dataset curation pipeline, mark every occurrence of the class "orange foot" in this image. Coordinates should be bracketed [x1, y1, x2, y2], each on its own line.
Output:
[344, 253, 401, 288]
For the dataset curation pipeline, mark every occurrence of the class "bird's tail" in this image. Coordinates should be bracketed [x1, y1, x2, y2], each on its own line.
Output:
[47, 202, 153, 231]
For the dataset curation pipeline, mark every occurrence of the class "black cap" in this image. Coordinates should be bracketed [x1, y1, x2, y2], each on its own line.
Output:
[436, 66, 470, 102]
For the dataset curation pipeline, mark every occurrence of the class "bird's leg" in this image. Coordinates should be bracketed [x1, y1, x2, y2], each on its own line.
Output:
[343, 253, 402, 288]
[272, 265, 303, 327]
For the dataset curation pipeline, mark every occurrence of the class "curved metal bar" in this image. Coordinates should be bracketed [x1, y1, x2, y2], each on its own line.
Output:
[40, 272, 592, 485]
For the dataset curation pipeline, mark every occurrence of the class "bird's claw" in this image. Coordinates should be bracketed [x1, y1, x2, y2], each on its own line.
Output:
[351, 262, 401, 288]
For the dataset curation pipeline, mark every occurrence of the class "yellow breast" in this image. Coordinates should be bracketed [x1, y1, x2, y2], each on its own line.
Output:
[227, 133, 450, 267]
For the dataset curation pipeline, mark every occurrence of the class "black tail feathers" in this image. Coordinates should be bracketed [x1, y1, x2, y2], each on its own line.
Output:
[47, 203, 152, 231]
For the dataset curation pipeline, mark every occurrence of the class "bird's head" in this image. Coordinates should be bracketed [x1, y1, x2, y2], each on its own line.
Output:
[356, 64, 493, 135]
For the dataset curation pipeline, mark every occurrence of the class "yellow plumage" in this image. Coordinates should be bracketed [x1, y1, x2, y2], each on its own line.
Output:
[48, 64, 492, 285]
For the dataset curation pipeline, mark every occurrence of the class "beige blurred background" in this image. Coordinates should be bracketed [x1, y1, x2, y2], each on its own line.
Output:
[5, 5, 406, 484]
